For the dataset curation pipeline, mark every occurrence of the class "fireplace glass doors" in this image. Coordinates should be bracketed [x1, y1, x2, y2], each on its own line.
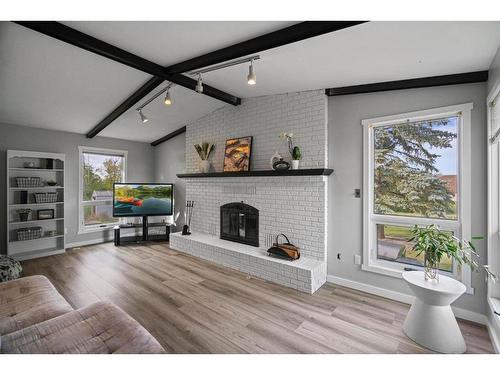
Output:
[220, 202, 259, 247]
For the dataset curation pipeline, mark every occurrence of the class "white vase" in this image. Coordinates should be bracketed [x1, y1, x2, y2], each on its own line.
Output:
[199, 160, 210, 173]
[291, 160, 300, 170]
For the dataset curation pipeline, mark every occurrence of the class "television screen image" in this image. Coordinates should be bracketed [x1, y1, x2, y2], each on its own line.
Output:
[113, 183, 173, 217]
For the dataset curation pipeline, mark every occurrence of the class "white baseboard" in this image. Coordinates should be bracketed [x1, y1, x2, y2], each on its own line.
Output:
[14, 248, 65, 261]
[487, 298, 500, 353]
[326, 274, 486, 325]
[66, 238, 111, 249]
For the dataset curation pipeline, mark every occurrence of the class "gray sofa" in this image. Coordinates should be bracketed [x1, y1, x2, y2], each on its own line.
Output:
[0, 275, 165, 354]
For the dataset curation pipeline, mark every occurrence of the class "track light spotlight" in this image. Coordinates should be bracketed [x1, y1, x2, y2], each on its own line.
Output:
[195, 74, 203, 93]
[138, 109, 148, 123]
[247, 60, 256, 85]
[164, 90, 172, 106]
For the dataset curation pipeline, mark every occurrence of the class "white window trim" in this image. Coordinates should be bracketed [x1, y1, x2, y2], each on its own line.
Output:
[362, 103, 473, 293]
[487, 80, 500, 307]
[78, 146, 128, 234]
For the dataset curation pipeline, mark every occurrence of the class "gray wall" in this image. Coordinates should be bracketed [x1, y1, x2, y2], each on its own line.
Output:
[489, 44, 500, 94]
[154, 132, 186, 231]
[0, 122, 155, 251]
[328, 82, 488, 314]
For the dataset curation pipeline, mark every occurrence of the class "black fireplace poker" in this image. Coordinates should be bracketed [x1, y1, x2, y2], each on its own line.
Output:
[182, 200, 194, 235]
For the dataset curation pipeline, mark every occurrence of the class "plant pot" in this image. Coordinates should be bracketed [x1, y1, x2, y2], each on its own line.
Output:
[424, 254, 439, 282]
[18, 212, 30, 222]
[199, 160, 211, 173]
[291, 160, 300, 170]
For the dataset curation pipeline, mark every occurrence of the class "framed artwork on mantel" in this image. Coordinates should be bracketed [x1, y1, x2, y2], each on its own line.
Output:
[223, 136, 253, 172]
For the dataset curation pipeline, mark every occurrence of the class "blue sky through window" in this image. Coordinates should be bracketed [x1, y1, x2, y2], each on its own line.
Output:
[83, 153, 123, 179]
[425, 117, 458, 175]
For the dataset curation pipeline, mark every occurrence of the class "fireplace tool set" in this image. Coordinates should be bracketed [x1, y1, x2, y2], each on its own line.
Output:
[182, 200, 194, 235]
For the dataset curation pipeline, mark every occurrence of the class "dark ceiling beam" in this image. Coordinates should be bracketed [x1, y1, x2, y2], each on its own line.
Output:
[155, 70, 486, 146]
[166, 21, 367, 74]
[16, 21, 368, 139]
[14, 22, 239, 104]
[150, 21, 368, 147]
[325, 71, 488, 96]
[92, 21, 367, 140]
[88, 76, 164, 138]
[13, 21, 241, 133]
[15, 21, 165, 77]
[151, 126, 187, 147]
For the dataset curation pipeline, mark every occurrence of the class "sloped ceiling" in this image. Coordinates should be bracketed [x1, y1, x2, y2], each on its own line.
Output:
[1, 21, 499, 143]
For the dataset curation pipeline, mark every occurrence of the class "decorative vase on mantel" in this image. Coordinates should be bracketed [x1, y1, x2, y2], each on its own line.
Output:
[291, 160, 300, 170]
[199, 159, 211, 173]
[194, 142, 215, 173]
[424, 253, 439, 282]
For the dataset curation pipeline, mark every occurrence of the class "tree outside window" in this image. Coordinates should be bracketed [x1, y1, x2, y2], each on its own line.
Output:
[81, 150, 125, 228]
[372, 116, 459, 272]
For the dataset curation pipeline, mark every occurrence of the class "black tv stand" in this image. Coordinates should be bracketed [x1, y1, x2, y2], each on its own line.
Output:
[142, 215, 149, 241]
[114, 216, 170, 246]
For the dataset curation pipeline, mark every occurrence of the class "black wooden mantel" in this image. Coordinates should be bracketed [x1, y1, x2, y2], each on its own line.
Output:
[177, 168, 333, 178]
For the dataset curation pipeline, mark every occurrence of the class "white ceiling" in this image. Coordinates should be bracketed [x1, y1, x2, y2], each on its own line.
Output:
[1, 21, 500, 143]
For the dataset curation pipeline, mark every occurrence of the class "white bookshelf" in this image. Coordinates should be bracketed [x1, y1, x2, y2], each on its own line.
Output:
[7, 150, 66, 261]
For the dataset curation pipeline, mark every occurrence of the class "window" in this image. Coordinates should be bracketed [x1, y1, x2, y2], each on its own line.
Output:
[488, 85, 500, 305]
[362, 104, 472, 290]
[78, 146, 127, 233]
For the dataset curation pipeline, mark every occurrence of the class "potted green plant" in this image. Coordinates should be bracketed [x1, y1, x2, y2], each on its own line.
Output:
[194, 142, 215, 173]
[16, 208, 32, 222]
[409, 224, 497, 282]
[291, 146, 302, 169]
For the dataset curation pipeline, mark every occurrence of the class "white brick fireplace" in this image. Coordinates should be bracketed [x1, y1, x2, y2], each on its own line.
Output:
[170, 89, 330, 293]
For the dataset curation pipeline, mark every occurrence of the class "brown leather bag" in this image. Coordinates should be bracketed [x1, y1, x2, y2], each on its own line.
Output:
[267, 234, 300, 261]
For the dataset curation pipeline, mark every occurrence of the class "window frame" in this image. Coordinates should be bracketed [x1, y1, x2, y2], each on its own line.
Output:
[78, 146, 128, 234]
[487, 80, 500, 306]
[362, 103, 473, 293]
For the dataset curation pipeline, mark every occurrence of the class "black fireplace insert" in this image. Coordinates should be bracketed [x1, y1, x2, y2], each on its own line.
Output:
[220, 202, 259, 247]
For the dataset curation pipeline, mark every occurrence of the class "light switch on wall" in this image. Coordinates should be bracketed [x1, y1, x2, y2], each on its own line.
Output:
[354, 254, 361, 265]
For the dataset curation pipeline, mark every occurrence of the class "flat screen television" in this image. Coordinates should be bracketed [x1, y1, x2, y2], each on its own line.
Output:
[113, 183, 173, 217]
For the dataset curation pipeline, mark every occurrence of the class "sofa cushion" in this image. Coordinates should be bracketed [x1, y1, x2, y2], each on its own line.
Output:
[1, 301, 165, 354]
[0, 275, 74, 335]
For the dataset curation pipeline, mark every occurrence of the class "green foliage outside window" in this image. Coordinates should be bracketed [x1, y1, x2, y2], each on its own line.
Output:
[83, 155, 124, 201]
[374, 117, 457, 220]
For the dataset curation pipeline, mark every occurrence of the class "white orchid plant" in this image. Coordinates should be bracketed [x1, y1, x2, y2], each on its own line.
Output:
[280, 132, 294, 155]
[280, 132, 301, 160]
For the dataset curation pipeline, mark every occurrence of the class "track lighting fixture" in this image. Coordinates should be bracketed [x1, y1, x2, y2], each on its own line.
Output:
[135, 83, 175, 123]
[138, 109, 148, 123]
[247, 59, 256, 85]
[195, 74, 203, 94]
[135, 56, 261, 125]
[164, 89, 172, 106]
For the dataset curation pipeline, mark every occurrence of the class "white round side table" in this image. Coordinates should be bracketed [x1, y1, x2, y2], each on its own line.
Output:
[402, 271, 466, 354]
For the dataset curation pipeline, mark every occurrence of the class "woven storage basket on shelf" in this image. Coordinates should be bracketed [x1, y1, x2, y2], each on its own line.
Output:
[16, 227, 42, 241]
[16, 177, 42, 188]
[34, 192, 58, 203]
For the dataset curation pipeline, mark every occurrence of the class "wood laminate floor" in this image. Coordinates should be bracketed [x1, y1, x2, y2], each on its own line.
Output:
[21, 242, 494, 354]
